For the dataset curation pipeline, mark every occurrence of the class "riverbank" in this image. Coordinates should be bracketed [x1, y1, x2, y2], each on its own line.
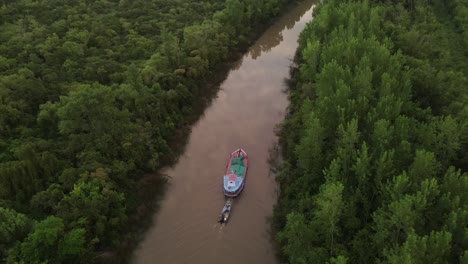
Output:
[106, 1, 312, 263]
[273, 0, 467, 262]
[130, 1, 316, 262]
[0, 1, 315, 262]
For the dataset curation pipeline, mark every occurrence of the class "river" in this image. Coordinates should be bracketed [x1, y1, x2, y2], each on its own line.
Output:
[132, 1, 316, 263]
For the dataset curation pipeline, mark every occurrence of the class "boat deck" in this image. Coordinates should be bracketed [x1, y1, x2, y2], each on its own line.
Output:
[229, 157, 246, 177]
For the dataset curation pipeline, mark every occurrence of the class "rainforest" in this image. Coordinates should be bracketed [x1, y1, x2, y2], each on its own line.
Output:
[0, 0, 293, 262]
[0, 0, 467, 263]
[274, 0, 468, 263]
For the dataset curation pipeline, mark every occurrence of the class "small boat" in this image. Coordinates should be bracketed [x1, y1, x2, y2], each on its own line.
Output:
[223, 149, 248, 197]
[218, 199, 232, 223]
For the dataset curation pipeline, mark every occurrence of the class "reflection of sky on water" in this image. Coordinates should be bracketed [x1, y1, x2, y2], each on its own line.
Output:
[206, 2, 316, 139]
[132, 1, 316, 264]
[249, 2, 313, 60]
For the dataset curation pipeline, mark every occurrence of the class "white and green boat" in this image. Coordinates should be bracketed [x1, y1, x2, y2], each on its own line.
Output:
[223, 149, 248, 197]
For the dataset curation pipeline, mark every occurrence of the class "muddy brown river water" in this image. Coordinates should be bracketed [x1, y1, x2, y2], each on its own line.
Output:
[132, 1, 316, 263]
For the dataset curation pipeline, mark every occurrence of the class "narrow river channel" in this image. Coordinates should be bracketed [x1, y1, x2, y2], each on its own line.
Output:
[132, 1, 316, 263]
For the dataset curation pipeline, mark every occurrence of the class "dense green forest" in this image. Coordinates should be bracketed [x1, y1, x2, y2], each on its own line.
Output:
[0, 0, 295, 262]
[274, 0, 468, 263]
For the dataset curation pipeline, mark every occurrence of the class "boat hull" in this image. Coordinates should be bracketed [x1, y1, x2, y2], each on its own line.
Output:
[223, 181, 245, 197]
[223, 149, 248, 197]
[218, 200, 232, 223]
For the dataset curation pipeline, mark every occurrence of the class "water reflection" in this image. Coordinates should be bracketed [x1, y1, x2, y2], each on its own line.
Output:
[132, 1, 316, 263]
[249, 1, 313, 60]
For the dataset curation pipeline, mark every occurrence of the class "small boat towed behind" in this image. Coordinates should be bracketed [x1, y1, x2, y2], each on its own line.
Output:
[223, 149, 248, 197]
[218, 199, 232, 223]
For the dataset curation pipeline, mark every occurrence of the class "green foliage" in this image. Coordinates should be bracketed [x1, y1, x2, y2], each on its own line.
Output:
[277, 179, 345, 264]
[384, 231, 452, 264]
[312, 180, 345, 258]
[278, 213, 318, 264]
[57, 169, 127, 247]
[0, 208, 32, 260]
[0, 0, 296, 262]
[295, 111, 325, 181]
[274, 0, 468, 262]
[6, 216, 87, 264]
[30, 183, 64, 217]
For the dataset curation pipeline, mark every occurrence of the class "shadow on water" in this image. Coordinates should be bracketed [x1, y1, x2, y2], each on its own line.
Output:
[104, 1, 317, 263]
[160, 0, 316, 186]
[100, 67, 232, 264]
[96, 173, 168, 264]
[142, 0, 315, 170]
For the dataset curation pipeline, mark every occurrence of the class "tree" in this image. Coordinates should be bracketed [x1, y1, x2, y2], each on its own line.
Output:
[213, 0, 245, 37]
[30, 183, 64, 217]
[331, 255, 348, 264]
[1, 0, 299, 261]
[408, 150, 439, 186]
[383, 231, 452, 264]
[351, 142, 373, 217]
[436, 167, 468, 261]
[0, 208, 32, 259]
[274, 0, 468, 262]
[335, 118, 359, 177]
[373, 176, 440, 254]
[57, 168, 127, 247]
[312, 180, 345, 258]
[6, 216, 87, 264]
[52, 83, 147, 181]
[277, 213, 327, 264]
[295, 111, 325, 181]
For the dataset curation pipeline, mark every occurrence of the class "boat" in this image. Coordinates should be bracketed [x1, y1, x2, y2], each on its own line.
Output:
[223, 149, 248, 197]
[217, 199, 232, 223]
